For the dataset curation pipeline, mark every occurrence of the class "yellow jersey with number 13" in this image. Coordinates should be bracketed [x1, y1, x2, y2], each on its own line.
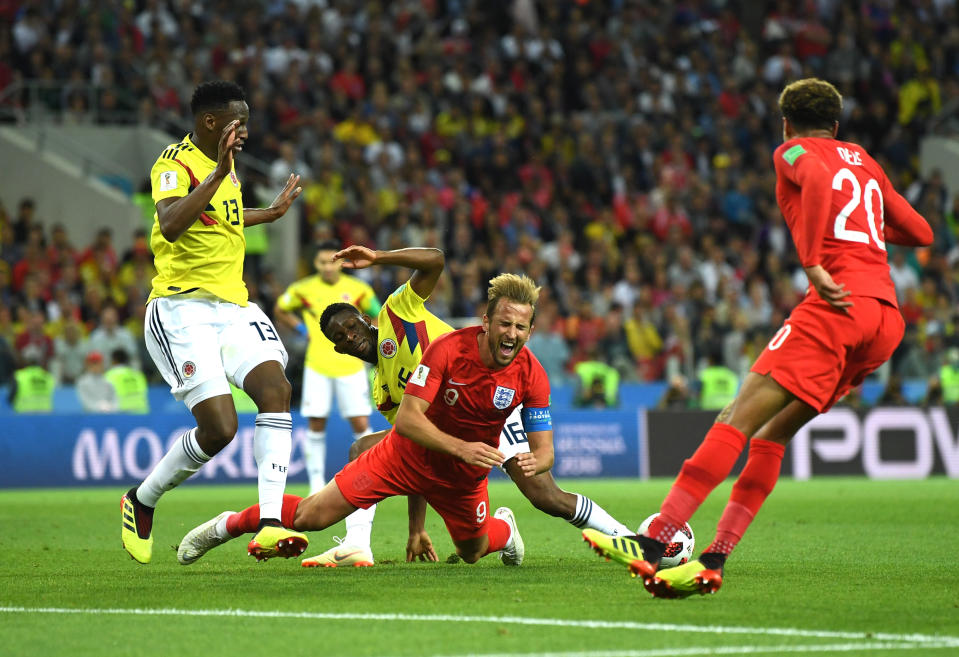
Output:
[148, 134, 248, 306]
[373, 281, 453, 423]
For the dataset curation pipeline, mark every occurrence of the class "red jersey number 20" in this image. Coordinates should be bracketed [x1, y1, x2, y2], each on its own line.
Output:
[832, 167, 886, 251]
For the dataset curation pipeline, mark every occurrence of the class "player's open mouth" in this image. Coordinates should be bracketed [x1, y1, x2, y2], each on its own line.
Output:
[499, 340, 515, 357]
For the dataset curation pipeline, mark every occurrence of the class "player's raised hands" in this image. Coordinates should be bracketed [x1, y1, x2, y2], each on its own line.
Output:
[334, 245, 377, 269]
[215, 120, 240, 176]
[268, 173, 302, 217]
[406, 530, 438, 562]
[512, 452, 538, 477]
[455, 441, 505, 469]
[804, 264, 853, 314]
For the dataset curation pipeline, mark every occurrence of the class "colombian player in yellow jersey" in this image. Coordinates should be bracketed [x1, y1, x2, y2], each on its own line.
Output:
[274, 239, 381, 495]
[121, 80, 308, 565]
[303, 246, 631, 567]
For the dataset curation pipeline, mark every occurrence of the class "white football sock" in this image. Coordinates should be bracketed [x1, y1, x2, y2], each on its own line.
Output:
[305, 429, 326, 494]
[342, 429, 376, 547]
[343, 505, 376, 548]
[214, 514, 232, 541]
[137, 428, 210, 507]
[570, 494, 632, 537]
[254, 412, 292, 520]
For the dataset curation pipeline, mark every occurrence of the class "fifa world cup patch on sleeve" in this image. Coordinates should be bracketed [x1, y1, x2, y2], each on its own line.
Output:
[410, 364, 430, 386]
[158, 171, 178, 191]
[782, 144, 806, 166]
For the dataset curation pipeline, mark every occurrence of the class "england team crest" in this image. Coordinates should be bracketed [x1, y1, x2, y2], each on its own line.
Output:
[492, 385, 515, 410]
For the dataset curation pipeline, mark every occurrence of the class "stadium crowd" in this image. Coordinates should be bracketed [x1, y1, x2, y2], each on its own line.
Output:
[2, 0, 959, 408]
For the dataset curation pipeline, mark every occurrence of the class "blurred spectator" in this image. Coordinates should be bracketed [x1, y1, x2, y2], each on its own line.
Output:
[9, 351, 55, 413]
[936, 347, 959, 405]
[573, 349, 620, 409]
[50, 319, 89, 384]
[0, 329, 15, 386]
[14, 309, 54, 369]
[11, 198, 37, 245]
[888, 249, 921, 303]
[87, 305, 140, 369]
[525, 298, 570, 385]
[77, 228, 118, 286]
[599, 305, 629, 376]
[269, 141, 311, 191]
[104, 348, 149, 414]
[76, 351, 116, 413]
[878, 373, 908, 406]
[658, 373, 695, 410]
[698, 350, 739, 411]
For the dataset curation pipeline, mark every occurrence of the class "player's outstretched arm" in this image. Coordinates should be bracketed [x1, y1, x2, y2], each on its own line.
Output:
[394, 396, 505, 468]
[335, 246, 445, 299]
[244, 173, 303, 226]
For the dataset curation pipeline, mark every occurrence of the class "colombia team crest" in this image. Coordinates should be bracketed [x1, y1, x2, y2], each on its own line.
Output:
[379, 338, 397, 358]
[493, 385, 515, 410]
[182, 361, 196, 378]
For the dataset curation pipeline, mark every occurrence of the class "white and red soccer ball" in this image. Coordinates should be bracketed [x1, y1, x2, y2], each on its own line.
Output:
[638, 513, 695, 568]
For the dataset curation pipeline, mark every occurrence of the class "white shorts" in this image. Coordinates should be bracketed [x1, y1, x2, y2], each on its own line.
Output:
[301, 366, 372, 420]
[145, 295, 288, 410]
[499, 405, 531, 465]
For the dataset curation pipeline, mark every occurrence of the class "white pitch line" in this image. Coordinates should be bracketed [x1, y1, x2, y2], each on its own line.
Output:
[1, 607, 958, 649]
[440, 643, 959, 657]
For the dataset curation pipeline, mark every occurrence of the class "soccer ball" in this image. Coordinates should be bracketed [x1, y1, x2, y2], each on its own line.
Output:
[638, 513, 694, 568]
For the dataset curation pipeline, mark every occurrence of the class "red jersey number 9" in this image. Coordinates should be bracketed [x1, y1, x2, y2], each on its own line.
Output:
[832, 168, 886, 251]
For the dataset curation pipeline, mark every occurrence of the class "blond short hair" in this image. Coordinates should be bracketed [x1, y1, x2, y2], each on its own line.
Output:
[486, 273, 541, 322]
[778, 78, 842, 132]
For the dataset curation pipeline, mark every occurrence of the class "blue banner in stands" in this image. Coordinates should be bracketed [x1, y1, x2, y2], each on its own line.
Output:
[0, 410, 642, 488]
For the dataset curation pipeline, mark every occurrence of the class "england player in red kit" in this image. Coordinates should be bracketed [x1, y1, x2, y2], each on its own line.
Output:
[586, 78, 932, 597]
[177, 274, 552, 566]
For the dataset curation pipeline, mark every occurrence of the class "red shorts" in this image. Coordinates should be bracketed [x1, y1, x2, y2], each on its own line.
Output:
[333, 432, 493, 542]
[752, 296, 904, 412]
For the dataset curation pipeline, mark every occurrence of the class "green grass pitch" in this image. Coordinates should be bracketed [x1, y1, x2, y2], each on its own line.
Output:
[2, 477, 958, 657]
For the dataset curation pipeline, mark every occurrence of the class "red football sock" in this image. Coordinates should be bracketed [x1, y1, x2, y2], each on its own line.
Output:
[646, 423, 747, 544]
[483, 518, 511, 555]
[226, 494, 303, 537]
[707, 438, 786, 556]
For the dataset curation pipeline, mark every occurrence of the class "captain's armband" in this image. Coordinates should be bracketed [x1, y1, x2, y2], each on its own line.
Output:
[521, 406, 552, 432]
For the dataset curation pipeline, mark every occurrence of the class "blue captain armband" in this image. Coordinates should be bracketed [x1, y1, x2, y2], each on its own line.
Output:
[521, 406, 552, 432]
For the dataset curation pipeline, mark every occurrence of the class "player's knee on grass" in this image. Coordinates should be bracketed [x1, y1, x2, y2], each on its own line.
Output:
[454, 546, 483, 564]
[348, 431, 387, 461]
